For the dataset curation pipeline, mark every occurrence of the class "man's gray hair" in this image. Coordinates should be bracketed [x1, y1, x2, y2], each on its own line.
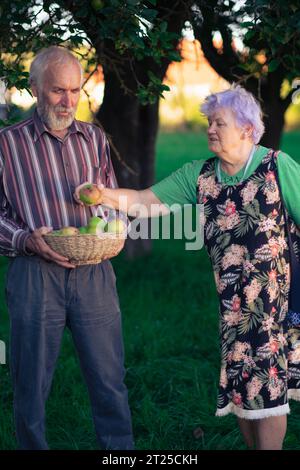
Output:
[29, 46, 83, 89]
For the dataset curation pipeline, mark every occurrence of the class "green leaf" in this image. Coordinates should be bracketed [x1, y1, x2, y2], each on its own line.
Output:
[226, 328, 237, 345]
[141, 8, 157, 21]
[240, 21, 255, 28]
[167, 51, 181, 62]
[160, 21, 168, 33]
[268, 59, 281, 72]
[244, 30, 256, 41]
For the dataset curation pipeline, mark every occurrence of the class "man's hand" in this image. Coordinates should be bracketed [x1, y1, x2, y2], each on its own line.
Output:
[26, 227, 76, 268]
[73, 182, 104, 206]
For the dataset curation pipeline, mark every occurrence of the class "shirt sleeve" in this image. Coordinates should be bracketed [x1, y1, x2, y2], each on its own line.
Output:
[0, 154, 31, 255]
[277, 151, 300, 226]
[151, 160, 204, 208]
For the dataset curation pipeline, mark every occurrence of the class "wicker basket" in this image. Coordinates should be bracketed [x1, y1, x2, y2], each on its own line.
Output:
[43, 232, 126, 266]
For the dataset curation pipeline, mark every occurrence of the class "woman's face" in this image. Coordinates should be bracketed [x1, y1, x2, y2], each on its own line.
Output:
[207, 108, 245, 157]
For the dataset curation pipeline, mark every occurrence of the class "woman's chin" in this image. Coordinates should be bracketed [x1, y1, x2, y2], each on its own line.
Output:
[208, 142, 220, 153]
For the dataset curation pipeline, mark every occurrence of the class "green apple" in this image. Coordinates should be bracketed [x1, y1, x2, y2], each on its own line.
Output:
[104, 218, 126, 234]
[88, 216, 102, 227]
[88, 216, 107, 232]
[91, 0, 105, 11]
[79, 184, 102, 206]
[79, 226, 88, 234]
[60, 226, 79, 236]
[86, 225, 98, 235]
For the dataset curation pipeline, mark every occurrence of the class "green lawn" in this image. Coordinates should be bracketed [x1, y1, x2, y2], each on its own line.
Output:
[0, 131, 300, 450]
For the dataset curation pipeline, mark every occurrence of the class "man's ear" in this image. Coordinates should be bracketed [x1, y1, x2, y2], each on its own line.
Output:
[31, 81, 38, 98]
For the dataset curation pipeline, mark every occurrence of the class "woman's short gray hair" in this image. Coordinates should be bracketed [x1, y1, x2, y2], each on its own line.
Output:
[29, 46, 83, 89]
[201, 84, 265, 144]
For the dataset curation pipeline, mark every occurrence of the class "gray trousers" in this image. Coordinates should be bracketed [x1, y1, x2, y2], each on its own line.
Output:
[5, 256, 134, 450]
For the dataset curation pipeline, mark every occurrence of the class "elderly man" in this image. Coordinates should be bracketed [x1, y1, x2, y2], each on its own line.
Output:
[0, 46, 134, 450]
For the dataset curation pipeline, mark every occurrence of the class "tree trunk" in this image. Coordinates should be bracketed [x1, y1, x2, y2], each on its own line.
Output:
[260, 101, 285, 150]
[245, 72, 288, 150]
[258, 81, 288, 150]
[97, 69, 160, 258]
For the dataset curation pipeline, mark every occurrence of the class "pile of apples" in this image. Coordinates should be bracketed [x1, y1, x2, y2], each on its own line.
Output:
[48, 183, 126, 236]
[49, 216, 126, 236]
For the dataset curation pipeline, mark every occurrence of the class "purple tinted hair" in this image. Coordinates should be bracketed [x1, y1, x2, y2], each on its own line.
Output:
[201, 84, 265, 144]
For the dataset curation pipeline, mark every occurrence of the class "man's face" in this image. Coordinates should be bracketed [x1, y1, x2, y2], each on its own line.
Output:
[33, 62, 82, 131]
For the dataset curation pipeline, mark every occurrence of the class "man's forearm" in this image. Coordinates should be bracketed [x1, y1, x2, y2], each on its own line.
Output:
[0, 181, 31, 254]
[0, 223, 31, 255]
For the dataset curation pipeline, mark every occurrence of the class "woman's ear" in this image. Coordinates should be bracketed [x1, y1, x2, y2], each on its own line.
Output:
[242, 124, 253, 139]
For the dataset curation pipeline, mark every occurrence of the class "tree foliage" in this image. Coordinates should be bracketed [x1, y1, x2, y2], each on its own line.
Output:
[0, 1, 299, 149]
[0, 0, 189, 103]
[1, 1, 299, 115]
[191, 0, 300, 94]
[190, 1, 300, 147]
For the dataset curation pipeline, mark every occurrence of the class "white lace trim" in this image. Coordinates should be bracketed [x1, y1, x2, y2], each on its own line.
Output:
[216, 403, 290, 420]
[288, 389, 300, 401]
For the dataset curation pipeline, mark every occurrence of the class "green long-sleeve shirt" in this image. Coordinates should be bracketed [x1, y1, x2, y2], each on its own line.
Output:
[151, 145, 300, 225]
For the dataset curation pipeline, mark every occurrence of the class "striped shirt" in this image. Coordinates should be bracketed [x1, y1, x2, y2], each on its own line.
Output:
[0, 110, 118, 256]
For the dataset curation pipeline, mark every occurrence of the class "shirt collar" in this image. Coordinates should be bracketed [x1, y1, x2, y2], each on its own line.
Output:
[216, 144, 257, 184]
[33, 109, 90, 142]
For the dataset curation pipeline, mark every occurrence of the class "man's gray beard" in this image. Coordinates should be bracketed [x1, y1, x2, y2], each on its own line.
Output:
[37, 103, 76, 131]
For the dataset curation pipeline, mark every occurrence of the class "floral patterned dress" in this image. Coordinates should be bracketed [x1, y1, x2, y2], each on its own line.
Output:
[197, 149, 300, 419]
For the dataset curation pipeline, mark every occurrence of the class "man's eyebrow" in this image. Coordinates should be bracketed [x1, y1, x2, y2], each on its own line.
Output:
[52, 86, 81, 91]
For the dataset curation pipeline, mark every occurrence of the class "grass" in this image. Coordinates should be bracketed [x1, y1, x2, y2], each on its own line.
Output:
[0, 130, 300, 450]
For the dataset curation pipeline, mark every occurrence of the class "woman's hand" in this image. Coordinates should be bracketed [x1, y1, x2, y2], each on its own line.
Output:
[73, 182, 104, 207]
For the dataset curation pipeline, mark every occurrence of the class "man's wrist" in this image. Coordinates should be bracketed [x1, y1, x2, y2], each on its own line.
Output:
[12, 230, 34, 255]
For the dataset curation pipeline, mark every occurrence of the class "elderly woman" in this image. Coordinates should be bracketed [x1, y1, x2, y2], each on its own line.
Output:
[74, 85, 300, 450]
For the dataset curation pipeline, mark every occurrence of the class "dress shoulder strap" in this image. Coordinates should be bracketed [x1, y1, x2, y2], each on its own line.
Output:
[199, 156, 217, 177]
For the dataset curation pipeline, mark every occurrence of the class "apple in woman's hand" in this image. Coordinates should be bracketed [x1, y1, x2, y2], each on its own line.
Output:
[79, 184, 102, 206]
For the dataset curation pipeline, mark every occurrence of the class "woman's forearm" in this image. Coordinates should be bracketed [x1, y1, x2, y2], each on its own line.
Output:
[101, 187, 170, 218]
[101, 188, 142, 216]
